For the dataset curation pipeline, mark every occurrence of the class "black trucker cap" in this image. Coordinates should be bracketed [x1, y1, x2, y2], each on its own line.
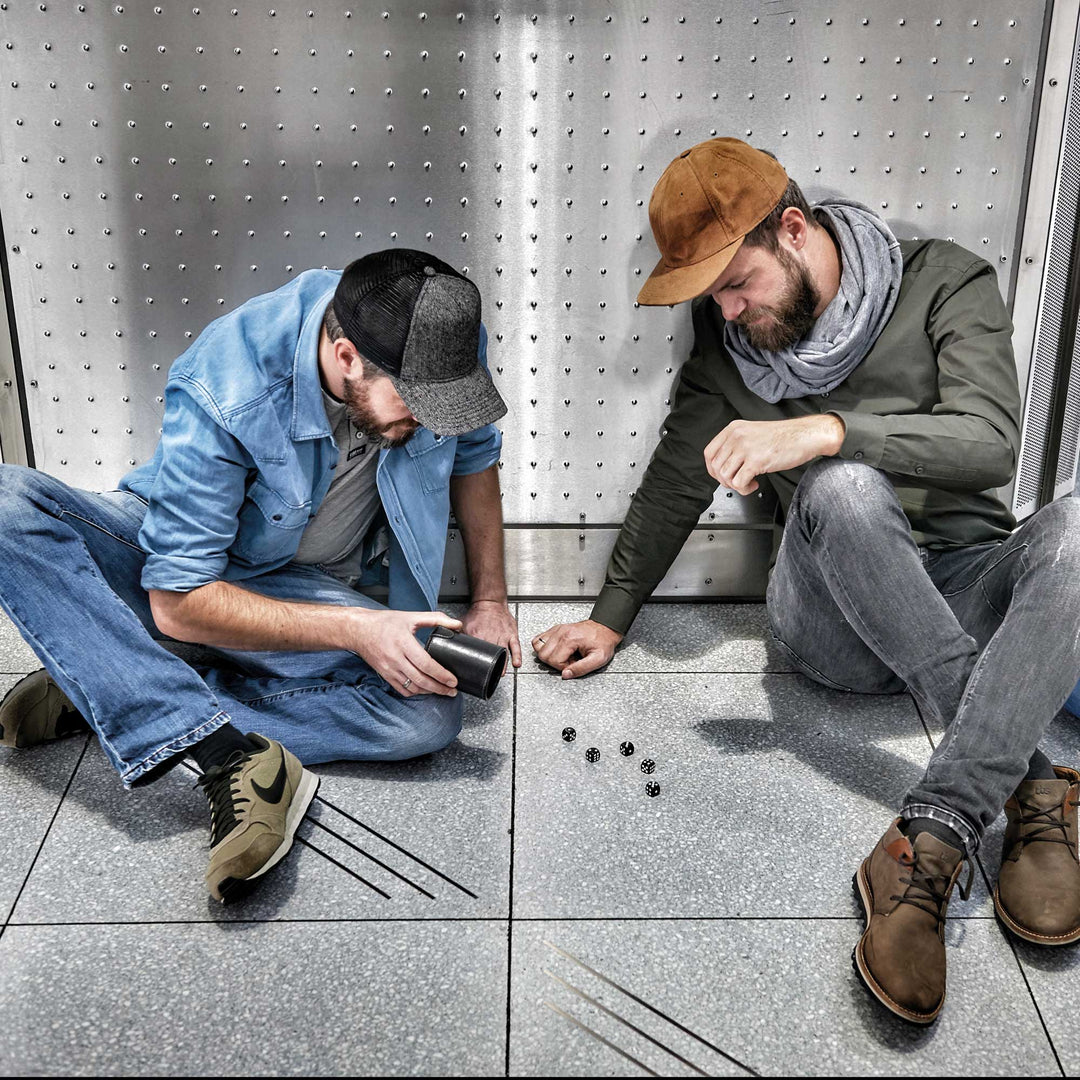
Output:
[331, 249, 507, 437]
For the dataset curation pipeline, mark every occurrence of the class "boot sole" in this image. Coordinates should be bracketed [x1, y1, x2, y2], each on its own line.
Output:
[216, 768, 320, 905]
[993, 885, 1080, 946]
[851, 865, 943, 1025]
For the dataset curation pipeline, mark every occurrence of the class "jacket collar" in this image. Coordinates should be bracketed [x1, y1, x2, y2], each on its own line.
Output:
[291, 288, 336, 441]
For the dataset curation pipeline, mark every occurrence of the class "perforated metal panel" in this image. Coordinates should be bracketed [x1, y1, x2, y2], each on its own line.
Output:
[0, 1, 1053, 594]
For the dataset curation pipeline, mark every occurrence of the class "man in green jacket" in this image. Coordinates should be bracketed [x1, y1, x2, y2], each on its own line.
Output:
[533, 138, 1080, 1024]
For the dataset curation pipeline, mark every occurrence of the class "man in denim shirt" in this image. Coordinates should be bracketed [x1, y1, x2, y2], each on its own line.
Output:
[0, 249, 517, 904]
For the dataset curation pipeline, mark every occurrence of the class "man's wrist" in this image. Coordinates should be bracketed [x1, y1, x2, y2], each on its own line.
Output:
[823, 413, 845, 456]
[470, 597, 509, 607]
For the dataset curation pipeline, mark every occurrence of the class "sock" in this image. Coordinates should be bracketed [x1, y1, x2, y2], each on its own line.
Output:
[188, 723, 255, 774]
[903, 816, 965, 853]
[1023, 748, 1057, 781]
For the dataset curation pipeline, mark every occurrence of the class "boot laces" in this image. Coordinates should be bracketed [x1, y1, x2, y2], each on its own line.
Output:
[1016, 793, 1079, 855]
[195, 749, 255, 848]
[891, 849, 973, 928]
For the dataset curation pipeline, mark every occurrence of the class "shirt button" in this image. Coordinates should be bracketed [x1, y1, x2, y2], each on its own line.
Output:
[822, 392, 830, 398]
[853, 452, 864, 460]
[916, 466, 925, 475]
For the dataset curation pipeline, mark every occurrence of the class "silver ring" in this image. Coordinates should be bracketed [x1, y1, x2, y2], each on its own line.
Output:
[403, 678, 412, 690]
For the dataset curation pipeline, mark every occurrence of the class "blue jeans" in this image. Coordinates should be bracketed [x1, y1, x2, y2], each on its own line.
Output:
[0, 465, 463, 786]
[768, 458, 1080, 854]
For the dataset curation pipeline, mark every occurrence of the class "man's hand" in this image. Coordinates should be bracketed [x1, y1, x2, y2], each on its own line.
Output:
[703, 415, 845, 495]
[531, 619, 624, 679]
[462, 599, 522, 675]
[347, 608, 463, 698]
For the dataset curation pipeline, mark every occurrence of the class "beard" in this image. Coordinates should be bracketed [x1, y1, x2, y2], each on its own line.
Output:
[341, 374, 419, 449]
[736, 247, 821, 352]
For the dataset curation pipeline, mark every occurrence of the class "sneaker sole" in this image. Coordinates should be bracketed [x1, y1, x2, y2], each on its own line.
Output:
[217, 768, 320, 905]
[992, 885, 1080, 946]
[851, 865, 943, 1025]
[0, 670, 68, 749]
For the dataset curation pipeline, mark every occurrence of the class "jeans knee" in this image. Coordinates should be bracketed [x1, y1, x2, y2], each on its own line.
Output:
[399, 692, 464, 758]
[0, 465, 51, 534]
[792, 458, 898, 527]
[1027, 497, 1080, 580]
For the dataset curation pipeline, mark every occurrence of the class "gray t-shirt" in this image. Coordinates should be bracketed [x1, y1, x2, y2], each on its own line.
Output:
[293, 390, 381, 580]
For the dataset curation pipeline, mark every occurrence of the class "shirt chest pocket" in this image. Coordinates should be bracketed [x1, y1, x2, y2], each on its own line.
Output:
[405, 429, 454, 494]
[232, 478, 312, 563]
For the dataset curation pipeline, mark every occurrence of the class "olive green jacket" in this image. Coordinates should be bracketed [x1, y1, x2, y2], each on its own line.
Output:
[591, 239, 1022, 636]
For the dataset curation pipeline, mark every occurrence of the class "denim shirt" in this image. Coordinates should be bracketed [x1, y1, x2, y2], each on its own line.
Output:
[118, 269, 501, 613]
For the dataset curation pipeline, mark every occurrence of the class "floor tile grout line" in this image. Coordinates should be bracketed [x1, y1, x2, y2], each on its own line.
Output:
[2, 733, 90, 937]
[1001, 932, 1066, 1076]
[2, 915, 1008, 927]
[515, 669, 802, 677]
[504, 607, 519, 1079]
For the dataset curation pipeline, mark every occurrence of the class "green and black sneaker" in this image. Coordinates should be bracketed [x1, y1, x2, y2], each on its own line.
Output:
[197, 733, 319, 904]
[0, 669, 89, 749]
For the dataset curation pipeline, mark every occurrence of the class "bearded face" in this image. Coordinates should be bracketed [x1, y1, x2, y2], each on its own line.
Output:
[341, 371, 420, 449]
[734, 245, 822, 352]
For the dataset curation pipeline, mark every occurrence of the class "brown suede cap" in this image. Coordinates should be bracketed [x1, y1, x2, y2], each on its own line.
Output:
[638, 138, 789, 306]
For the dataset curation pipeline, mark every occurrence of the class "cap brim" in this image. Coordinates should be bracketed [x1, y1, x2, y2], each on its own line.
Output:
[636, 236, 745, 306]
[392, 364, 508, 438]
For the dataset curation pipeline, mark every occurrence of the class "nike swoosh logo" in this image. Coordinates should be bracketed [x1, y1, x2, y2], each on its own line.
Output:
[251, 755, 288, 804]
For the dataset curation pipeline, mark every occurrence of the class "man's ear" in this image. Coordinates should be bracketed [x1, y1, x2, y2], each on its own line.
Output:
[779, 207, 810, 252]
[333, 337, 364, 380]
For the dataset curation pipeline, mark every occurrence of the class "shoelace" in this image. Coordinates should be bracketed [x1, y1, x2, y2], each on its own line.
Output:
[1015, 794, 1080, 855]
[891, 850, 974, 928]
[195, 749, 254, 848]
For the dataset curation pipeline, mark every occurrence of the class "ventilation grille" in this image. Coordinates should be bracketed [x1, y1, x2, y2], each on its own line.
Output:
[1015, 29, 1080, 517]
[1055, 313, 1080, 494]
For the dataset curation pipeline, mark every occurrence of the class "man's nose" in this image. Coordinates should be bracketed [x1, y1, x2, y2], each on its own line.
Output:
[717, 293, 746, 321]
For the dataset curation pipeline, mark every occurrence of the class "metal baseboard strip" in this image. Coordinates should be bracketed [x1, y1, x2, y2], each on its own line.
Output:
[439, 525, 772, 602]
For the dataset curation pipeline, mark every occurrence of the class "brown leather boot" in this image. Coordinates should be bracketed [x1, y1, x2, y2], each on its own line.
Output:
[853, 819, 972, 1024]
[994, 766, 1080, 946]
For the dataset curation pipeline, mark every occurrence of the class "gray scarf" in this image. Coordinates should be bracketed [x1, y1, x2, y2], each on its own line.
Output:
[723, 198, 903, 403]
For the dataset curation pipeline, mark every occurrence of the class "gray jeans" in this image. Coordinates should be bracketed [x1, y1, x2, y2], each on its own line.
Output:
[767, 458, 1080, 854]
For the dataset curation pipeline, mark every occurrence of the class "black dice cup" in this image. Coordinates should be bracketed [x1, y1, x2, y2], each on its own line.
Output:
[426, 627, 508, 700]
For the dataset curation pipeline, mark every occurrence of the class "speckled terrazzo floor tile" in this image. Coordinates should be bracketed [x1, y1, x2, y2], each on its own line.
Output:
[508, 920, 1057, 1077]
[12, 689, 512, 923]
[511, 671, 996, 918]
[0, 704, 85, 919]
[0, 610, 40, 674]
[517, 602, 792, 675]
[1011, 942, 1080, 1076]
[0, 920, 507, 1076]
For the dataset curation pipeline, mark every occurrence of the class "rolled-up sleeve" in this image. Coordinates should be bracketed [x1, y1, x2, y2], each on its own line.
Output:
[452, 321, 503, 476]
[138, 375, 251, 593]
[827, 262, 1021, 491]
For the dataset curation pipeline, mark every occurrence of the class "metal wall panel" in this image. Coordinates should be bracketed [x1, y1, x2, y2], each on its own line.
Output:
[1012, 0, 1080, 518]
[0, 1, 1051, 593]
